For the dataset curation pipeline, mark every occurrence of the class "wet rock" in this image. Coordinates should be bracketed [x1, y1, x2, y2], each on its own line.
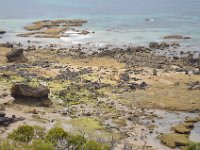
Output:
[163, 35, 191, 39]
[149, 42, 170, 49]
[171, 42, 180, 48]
[160, 42, 170, 49]
[149, 42, 160, 49]
[0, 30, 6, 34]
[80, 30, 90, 35]
[6, 49, 27, 62]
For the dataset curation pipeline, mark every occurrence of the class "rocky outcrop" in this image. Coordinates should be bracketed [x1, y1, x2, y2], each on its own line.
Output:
[163, 35, 191, 39]
[20, 19, 88, 38]
[149, 42, 170, 49]
[173, 123, 193, 134]
[0, 30, 6, 34]
[25, 19, 87, 31]
[6, 49, 27, 62]
[159, 133, 189, 148]
[11, 83, 51, 106]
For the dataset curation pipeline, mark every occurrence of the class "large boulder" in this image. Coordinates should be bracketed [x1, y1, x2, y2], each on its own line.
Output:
[11, 83, 51, 106]
[6, 49, 27, 62]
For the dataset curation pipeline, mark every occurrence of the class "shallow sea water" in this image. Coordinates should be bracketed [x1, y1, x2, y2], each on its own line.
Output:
[0, 0, 200, 48]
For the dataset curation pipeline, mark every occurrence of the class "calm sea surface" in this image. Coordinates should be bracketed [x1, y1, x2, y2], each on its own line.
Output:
[0, 0, 200, 47]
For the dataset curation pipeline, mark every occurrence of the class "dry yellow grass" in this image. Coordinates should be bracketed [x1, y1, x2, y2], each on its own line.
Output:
[0, 47, 11, 64]
[134, 73, 200, 111]
[27, 50, 125, 68]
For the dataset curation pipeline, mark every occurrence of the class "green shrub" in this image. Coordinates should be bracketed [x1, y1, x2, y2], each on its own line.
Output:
[84, 140, 103, 150]
[0, 140, 16, 150]
[46, 127, 68, 145]
[27, 140, 54, 150]
[8, 125, 34, 143]
[68, 134, 86, 149]
[184, 142, 200, 150]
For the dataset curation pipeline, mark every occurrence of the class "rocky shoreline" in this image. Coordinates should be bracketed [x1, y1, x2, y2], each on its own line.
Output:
[0, 20, 200, 150]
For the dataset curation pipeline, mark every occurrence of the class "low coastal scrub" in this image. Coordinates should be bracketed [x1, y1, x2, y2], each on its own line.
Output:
[183, 142, 200, 150]
[2, 125, 110, 150]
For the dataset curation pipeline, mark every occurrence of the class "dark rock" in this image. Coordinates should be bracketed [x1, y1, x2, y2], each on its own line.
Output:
[153, 69, 157, 76]
[129, 82, 149, 90]
[0, 30, 6, 34]
[0, 112, 6, 117]
[6, 49, 27, 62]
[171, 42, 180, 48]
[11, 83, 51, 106]
[163, 35, 191, 39]
[149, 42, 170, 49]
[188, 81, 200, 90]
[149, 42, 160, 49]
[11, 83, 49, 98]
[0, 42, 14, 48]
[119, 73, 130, 82]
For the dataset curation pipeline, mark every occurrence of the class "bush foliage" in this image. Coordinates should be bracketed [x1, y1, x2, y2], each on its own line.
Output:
[4, 125, 111, 150]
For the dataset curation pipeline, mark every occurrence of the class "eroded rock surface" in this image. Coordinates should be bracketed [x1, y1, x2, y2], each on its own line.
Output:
[6, 49, 27, 62]
[11, 83, 51, 106]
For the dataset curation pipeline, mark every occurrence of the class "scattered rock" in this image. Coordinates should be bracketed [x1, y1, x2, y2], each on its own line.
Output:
[171, 42, 180, 48]
[149, 42, 170, 49]
[119, 73, 130, 82]
[129, 82, 149, 90]
[188, 81, 200, 90]
[0, 112, 23, 126]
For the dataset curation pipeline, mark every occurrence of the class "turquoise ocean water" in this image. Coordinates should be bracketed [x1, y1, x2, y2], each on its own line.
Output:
[0, 0, 200, 48]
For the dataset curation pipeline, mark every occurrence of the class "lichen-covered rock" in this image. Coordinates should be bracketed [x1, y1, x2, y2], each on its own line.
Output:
[159, 133, 189, 148]
[173, 123, 193, 134]
[185, 117, 200, 123]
